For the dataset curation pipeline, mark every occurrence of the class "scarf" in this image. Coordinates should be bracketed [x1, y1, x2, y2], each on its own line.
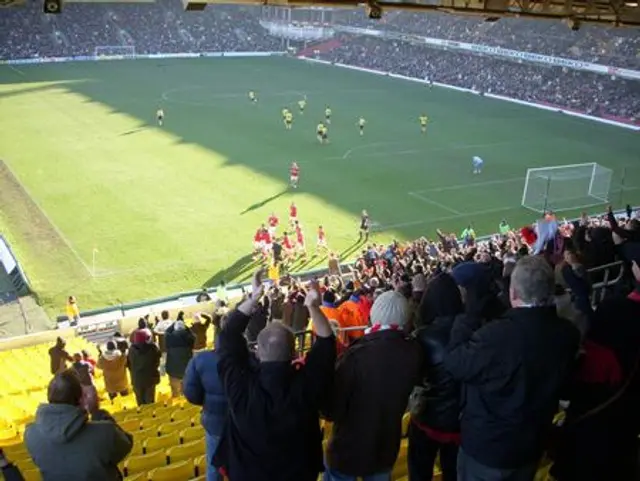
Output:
[364, 323, 401, 335]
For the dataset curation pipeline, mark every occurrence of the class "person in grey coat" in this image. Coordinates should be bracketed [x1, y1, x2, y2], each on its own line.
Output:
[25, 370, 132, 481]
[165, 319, 195, 397]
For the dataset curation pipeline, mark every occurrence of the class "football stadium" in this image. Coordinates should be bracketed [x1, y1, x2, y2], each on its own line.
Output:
[0, 1, 639, 480]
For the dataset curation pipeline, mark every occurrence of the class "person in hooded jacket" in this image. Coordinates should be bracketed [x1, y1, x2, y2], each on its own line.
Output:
[165, 318, 195, 397]
[409, 272, 464, 481]
[97, 341, 130, 400]
[128, 328, 161, 406]
[25, 369, 132, 481]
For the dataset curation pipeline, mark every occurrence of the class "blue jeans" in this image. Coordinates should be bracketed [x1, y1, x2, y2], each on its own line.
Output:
[323, 467, 391, 481]
[205, 432, 222, 481]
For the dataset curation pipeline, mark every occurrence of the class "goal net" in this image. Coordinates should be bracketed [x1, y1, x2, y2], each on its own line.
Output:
[94, 46, 136, 58]
[521, 163, 613, 213]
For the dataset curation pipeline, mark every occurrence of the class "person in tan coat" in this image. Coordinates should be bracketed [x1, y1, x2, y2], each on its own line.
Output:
[190, 313, 213, 350]
[97, 341, 129, 400]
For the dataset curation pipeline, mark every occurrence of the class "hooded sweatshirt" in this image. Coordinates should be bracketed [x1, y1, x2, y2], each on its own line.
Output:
[25, 403, 132, 481]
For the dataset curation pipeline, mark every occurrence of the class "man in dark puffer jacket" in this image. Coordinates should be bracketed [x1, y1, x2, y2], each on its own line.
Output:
[409, 272, 464, 481]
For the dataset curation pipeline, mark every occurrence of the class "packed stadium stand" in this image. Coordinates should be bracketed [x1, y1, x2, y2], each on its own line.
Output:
[0, 2, 639, 480]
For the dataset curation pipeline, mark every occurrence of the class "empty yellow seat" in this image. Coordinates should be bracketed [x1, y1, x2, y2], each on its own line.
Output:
[170, 409, 194, 423]
[158, 418, 191, 436]
[119, 418, 142, 432]
[148, 460, 194, 480]
[166, 439, 205, 464]
[135, 426, 160, 440]
[124, 449, 167, 476]
[21, 468, 42, 481]
[180, 425, 204, 444]
[401, 412, 410, 437]
[193, 454, 207, 477]
[144, 433, 180, 453]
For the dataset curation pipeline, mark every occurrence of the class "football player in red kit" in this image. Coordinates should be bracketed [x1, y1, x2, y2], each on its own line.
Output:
[267, 212, 279, 236]
[294, 221, 306, 258]
[290, 162, 299, 189]
[289, 202, 298, 226]
[316, 225, 328, 255]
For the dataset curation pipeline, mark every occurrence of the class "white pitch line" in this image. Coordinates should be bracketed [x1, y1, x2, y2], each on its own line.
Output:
[7, 64, 25, 76]
[418, 176, 525, 193]
[376, 205, 518, 231]
[1, 162, 94, 277]
[408, 192, 462, 215]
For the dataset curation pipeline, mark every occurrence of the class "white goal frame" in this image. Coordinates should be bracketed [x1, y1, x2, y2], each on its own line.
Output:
[94, 46, 136, 58]
[521, 162, 613, 213]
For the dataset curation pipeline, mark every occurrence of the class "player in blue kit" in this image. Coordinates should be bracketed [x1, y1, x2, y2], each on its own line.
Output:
[472, 155, 484, 174]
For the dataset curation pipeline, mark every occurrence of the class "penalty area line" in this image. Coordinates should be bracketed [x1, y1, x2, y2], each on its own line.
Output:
[375, 205, 517, 232]
[408, 192, 462, 215]
[6, 64, 25, 76]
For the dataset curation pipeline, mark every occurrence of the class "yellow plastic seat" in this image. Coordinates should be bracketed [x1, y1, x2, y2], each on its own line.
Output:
[144, 433, 180, 454]
[123, 449, 167, 476]
[148, 460, 194, 480]
[180, 425, 204, 444]
[391, 439, 409, 480]
[21, 468, 42, 481]
[166, 439, 205, 464]
[158, 418, 191, 436]
[135, 426, 160, 440]
[143, 414, 172, 431]
[170, 409, 194, 423]
[191, 476, 206, 481]
[193, 454, 207, 477]
[401, 412, 410, 437]
[119, 418, 142, 432]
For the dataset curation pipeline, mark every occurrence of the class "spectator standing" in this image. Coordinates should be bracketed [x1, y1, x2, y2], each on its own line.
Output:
[165, 317, 195, 397]
[112, 332, 129, 354]
[337, 289, 367, 342]
[82, 349, 97, 372]
[128, 328, 161, 406]
[444, 256, 579, 481]
[245, 298, 269, 343]
[191, 313, 213, 350]
[25, 370, 133, 480]
[409, 272, 464, 481]
[71, 352, 97, 411]
[324, 290, 422, 481]
[215, 271, 336, 481]
[66, 296, 80, 326]
[551, 259, 640, 481]
[49, 337, 72, 375]
[97, 341, 130, 400]
[196, 288, 212, 303]
[183, 321, 228, 481]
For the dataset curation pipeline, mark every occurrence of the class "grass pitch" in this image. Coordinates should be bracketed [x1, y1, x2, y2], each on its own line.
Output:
[0, 56, 639, 316]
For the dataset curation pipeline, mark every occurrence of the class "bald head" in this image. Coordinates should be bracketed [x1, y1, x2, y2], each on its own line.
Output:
[257, 322, 295, 362]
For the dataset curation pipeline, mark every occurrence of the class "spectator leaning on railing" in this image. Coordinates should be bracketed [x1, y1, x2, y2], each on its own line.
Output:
[214, 270, 336, 481]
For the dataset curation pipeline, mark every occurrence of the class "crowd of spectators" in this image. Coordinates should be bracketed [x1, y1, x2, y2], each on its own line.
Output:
[24, 205, 639, 481]
[333, 10, 640, 69]
[0, 0, 282, 60]
[318, 35, 640, 123]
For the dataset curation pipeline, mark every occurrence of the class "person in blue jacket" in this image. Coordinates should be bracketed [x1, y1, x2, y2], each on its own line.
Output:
[183, 317, 228, 481]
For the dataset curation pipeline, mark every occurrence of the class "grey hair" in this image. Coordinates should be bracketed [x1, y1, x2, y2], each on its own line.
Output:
[256, 322, 295, 362]
[511, 256, 555, 306]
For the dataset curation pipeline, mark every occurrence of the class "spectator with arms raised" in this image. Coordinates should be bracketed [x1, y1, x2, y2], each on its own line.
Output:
[215, 270, 336, 481]
[164, 313, 195, 397]
[444, 256, 579, 481]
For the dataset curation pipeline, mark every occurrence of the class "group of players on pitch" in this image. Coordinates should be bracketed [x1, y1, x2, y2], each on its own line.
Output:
[252, 191, 371, 265]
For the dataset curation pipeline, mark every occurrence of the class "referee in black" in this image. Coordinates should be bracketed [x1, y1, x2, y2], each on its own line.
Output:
[359, 209, 370, 242]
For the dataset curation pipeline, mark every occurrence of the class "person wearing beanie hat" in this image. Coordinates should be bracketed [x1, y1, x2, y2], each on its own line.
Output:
[552, 258, 640, 481]
[128, 328, 161, 406]
[324, 289, 422, 481]
[97, 340, 130, 400]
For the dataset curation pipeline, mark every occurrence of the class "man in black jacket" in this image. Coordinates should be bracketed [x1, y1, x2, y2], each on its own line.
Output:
[128, 329, 161, 406]
[410, 272, 464, 481]
[444, 255, 580, 481]
[215, 270, 336, 481]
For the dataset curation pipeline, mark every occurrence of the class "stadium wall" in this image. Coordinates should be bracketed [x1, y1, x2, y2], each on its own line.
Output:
[298, 57, 640, 131]
[0, 234, 30, 296]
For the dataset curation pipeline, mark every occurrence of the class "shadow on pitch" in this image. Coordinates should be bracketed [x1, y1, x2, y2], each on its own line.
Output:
[203, 253, 257, 289]
[240, 189, 287, 215]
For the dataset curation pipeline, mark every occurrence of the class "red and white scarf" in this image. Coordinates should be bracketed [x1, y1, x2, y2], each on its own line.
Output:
[365, 323, 401, 335]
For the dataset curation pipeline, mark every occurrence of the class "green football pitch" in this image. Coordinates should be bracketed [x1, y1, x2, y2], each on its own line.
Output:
[1, 56, 639, 316]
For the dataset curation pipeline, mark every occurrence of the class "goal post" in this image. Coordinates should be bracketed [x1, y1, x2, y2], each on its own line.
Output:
[521, 163, 613, 213]
[94, 46, 136, 58]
